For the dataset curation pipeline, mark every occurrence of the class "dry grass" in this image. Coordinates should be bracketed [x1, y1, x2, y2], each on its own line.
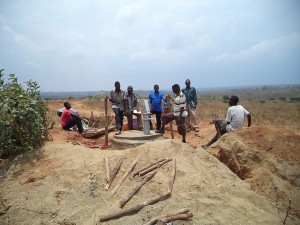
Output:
[46, 99, 300, 133]
[197, 100, 300, 132]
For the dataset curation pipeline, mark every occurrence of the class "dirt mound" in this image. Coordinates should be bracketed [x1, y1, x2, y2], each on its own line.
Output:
[206, 125, 300, 224]
[0, 136, 283, 225]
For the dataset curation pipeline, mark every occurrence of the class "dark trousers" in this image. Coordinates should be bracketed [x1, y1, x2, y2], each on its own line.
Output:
[150, 109, 162, 130]
[161, 112, 186, 136]
[63, 116, 84, 133]
[113, 108, 124, 131]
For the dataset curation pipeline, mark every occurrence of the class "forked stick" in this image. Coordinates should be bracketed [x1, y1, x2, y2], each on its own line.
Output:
[105, 156, 124, 190]
[144, 208, 190, 225]
[99, 191, 171, 222]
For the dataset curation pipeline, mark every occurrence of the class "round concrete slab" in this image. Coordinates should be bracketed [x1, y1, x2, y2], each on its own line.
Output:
[113, 130, 164, 146]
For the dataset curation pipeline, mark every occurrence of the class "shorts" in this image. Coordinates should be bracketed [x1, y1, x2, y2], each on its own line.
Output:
[215, 119, 228, 135]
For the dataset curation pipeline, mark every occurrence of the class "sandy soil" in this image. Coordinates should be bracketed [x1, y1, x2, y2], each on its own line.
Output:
[0, 102, 299, 225]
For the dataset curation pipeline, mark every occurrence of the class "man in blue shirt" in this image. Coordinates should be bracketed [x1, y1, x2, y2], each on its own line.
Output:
[182, 79, 199, 132]
[149, 84, 165, 131]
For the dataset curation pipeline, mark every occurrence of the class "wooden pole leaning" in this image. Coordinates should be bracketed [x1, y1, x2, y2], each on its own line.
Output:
[104, 96, 108, 147]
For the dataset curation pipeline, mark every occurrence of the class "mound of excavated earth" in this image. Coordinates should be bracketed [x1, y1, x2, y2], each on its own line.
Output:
[207, 125, 300, 225]
[0, 138, 284, 225]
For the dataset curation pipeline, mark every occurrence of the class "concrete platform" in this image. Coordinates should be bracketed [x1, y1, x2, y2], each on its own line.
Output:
[113, 130, 164, 147]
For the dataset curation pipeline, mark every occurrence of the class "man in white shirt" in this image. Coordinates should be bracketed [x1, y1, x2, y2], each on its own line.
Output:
[156, 84, 188, 143]
[202, 95, 251, 149]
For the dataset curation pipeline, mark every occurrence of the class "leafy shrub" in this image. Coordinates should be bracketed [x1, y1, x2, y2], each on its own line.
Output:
[290, 97, 300, 102]
[222, 95, 229, 103]
[0, 69, 48, 158]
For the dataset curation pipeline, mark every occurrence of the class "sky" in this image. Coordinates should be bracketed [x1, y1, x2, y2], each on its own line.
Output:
[0, 0, 300, 92]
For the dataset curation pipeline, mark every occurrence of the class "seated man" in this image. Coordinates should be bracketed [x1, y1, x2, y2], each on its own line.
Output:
[202, 95, 251, 149]
[124, 86, 143, 131]
[60, 102, 87, 134]
[156, 84, 188, 143]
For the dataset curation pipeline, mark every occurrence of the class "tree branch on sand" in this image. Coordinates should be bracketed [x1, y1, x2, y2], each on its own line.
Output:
[111, 157, 138, 195]
[104, 156, 124, 191]
[119, 171, 157, 208]
[99, 191, 171, 222]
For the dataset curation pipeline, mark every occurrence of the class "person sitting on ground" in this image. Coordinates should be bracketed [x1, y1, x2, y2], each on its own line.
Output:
[202, 95, 251, 149]
[149, 84, 165, 131]
[182, 79, 199, 132]
[124, 85, 143, 131]
[60, 102, 88, 134]
[109, 81, 125, 135]
[156, 84, 188, 143]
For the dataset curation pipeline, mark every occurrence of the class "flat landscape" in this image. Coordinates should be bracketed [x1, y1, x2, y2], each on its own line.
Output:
[0, 94, 299, 225]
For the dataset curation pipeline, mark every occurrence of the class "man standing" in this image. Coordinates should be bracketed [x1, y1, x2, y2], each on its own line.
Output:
[182, 79, 199, 132]
[60, 102, 87, 134]
[156, 84, 188, 143]
[149, 84, 165, 131]
[202, 95, 251, 149]
[109, 81, 125, 135]
[124, 86, 143, 131]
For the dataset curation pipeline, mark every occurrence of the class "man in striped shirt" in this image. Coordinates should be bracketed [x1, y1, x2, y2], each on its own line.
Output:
[156, 84, 188, 143]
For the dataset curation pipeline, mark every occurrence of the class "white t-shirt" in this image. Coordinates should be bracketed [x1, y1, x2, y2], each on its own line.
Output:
[226, 105, 249, 132]
[173, 91, 188, 117]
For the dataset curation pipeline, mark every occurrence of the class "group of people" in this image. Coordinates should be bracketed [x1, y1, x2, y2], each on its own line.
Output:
[59, 79, 251, 148]
[109, 80, 199, 142]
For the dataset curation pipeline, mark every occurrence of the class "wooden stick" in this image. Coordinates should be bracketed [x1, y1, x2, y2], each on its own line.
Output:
[105, 156, 124, 191]
[160, 212, 193, 223]
[89, 111, 94, 127]
[111, 157, 138, 195]
[105, 158, 110, 183]
[99, 191, 171, 222]
[104, 96, 108, 146]
[132, 157, 166, 177]
[168, 158, 176, 193]
[139, 158, 172, 177]
[144, 208, 190, 225]
[119, 171, 157, 208]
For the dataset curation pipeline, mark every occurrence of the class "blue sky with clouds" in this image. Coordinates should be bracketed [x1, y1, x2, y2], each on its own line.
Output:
[0, 0, 299, 91]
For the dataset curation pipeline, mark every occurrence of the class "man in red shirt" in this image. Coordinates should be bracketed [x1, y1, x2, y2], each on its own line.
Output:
[61, 102, 87, 134]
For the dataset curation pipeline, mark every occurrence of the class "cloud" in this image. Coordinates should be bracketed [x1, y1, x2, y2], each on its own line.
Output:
[209, 32, 300, 62]
[68, 45, 87, 59]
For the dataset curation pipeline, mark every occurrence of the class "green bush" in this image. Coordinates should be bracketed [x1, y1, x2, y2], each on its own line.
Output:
[0, 69, 48, 158]
[290, 97, 300, 102]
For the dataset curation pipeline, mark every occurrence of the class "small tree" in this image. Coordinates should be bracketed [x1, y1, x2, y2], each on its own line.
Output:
[0, 69, 48, 158]
[222, 95, 229, 103]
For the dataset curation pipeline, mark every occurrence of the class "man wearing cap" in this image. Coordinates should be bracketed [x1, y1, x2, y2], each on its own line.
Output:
[182, 79, 199, 132]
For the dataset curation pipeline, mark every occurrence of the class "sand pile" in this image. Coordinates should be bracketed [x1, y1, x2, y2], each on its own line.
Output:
[0, 138, 283, 225]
